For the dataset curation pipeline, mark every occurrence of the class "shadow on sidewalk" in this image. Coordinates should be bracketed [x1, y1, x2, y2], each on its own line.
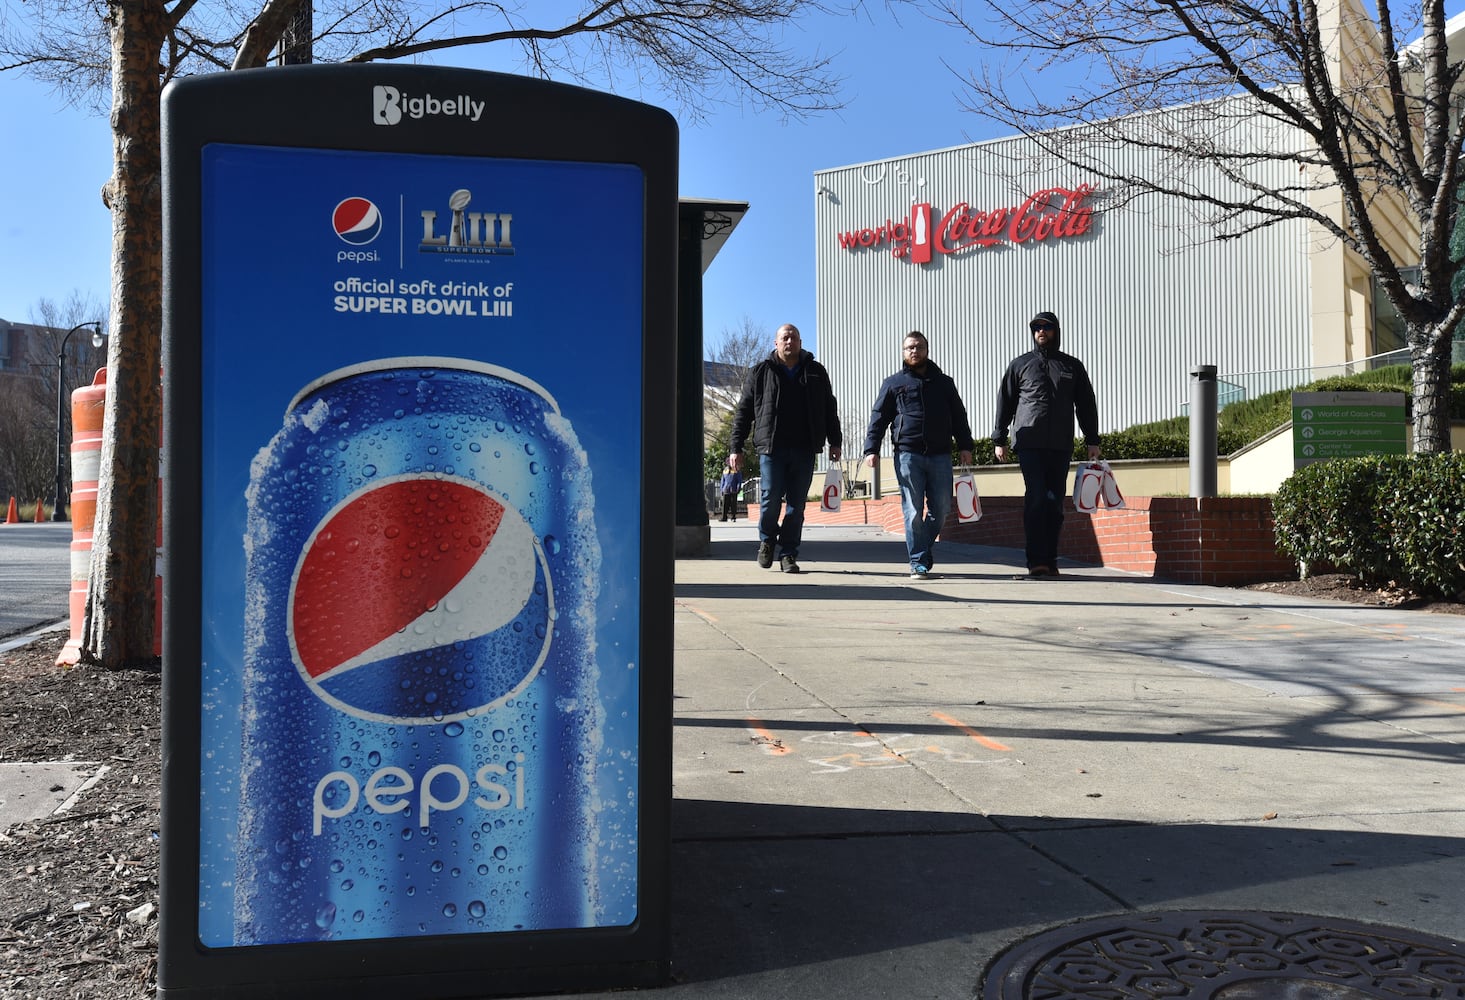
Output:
[667, 799, 1465, 984]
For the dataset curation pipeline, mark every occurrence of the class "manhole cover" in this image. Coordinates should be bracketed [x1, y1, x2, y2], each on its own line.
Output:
[982, 911, 1465, 999]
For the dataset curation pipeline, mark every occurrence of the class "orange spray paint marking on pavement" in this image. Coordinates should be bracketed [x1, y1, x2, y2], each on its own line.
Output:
[931, 711, 1012, 752]
[676, 600, 718, 624]
[746, 719, 792, 754]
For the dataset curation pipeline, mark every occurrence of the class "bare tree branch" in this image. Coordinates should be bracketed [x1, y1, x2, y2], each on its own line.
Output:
[933, 0, 1464, 451]
[0, 0, 852, 666]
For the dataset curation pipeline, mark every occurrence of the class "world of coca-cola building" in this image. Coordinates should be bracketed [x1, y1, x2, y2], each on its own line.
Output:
[814, 127, 1399, 446]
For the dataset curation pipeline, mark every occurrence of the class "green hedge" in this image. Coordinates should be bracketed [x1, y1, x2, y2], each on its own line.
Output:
[936, 362, 1461, 466]
[1273, 452, 1465, 597]
[1037, 362, 1465, 461]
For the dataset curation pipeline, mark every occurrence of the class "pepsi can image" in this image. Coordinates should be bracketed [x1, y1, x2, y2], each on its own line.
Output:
[234, 358, 613, 944]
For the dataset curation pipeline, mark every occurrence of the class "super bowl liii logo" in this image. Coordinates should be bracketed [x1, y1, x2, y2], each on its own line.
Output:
[421, 189, 515, 257]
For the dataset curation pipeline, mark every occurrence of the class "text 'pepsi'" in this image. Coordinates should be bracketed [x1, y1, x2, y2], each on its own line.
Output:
[231, 358, 617, 944]
[312, 756, 527, 835]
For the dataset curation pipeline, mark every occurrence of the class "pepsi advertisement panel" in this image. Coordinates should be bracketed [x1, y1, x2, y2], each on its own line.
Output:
[160, 66, 674, 998]
[196, 144, 644, 948]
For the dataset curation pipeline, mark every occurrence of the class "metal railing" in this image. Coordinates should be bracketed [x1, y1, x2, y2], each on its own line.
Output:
[1181, 347, 1420, 416]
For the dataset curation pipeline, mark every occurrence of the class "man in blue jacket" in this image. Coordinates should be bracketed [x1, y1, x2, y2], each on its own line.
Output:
[992, 311, 1102, 577]
[863, 330, 975, 579]
[717, 461, 742, 522]
[729, 323, 843, 573]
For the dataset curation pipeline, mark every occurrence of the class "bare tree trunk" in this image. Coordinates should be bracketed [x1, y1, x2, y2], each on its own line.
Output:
[1411, 326, 1454, 454]
[82, 0, 169, 668]
[235, 0, 315, 70]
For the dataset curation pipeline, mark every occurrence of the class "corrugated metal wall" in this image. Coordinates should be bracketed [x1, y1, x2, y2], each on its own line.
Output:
[816, 130, 1314, 450]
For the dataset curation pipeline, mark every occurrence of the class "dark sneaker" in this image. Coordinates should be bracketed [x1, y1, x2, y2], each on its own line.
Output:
[780, 555, 800, 573]
[1028, 565, 1052, 577]
[757, 542, 774, 568]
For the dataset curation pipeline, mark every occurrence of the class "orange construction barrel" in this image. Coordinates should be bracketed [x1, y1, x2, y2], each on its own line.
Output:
[58, 369, 164, 665]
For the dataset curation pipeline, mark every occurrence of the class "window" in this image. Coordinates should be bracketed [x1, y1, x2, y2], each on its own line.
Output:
[1370, 268, 1413, 358]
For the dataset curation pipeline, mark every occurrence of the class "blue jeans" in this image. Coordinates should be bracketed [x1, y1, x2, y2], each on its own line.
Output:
[894, 450, 953, 570]
[1017, 448, 1072, 569]
[758, 449, 816, 558]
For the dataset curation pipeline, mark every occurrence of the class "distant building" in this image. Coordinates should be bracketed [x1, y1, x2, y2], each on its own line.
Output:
[702, 360, 747, 447]
[0, 318, 106, 396]
[0, 315, 108, 448]
[0, 318, 53, 381]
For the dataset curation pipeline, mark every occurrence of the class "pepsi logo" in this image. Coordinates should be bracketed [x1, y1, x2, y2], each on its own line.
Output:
[332, 197, 383, 246]
[287, 475, 552, 724]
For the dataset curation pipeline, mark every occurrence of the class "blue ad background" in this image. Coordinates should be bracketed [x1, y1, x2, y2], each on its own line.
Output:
[195, 144, 644, 945]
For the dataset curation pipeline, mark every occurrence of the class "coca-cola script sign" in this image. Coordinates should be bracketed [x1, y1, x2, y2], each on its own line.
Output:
[835, 184, 1096, 263]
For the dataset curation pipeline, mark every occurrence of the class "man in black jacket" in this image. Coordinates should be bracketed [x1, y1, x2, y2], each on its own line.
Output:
[863, 330, 974, 579]
[728, 323, 843, 573]
[992, 311, 1102, 577]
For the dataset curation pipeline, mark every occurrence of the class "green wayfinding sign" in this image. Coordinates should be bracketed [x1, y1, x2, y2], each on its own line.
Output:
[1292, 390, 1407, 467]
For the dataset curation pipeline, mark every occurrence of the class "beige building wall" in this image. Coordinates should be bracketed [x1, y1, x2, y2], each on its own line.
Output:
[1306, 0, 1424, 371]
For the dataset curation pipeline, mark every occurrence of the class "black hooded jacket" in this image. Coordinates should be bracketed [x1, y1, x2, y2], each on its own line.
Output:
[992, 326, 1100, 453]
[729, 349, 842, 456]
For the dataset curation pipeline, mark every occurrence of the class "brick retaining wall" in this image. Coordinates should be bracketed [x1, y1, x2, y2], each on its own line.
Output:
[754, 494, 1296, 585]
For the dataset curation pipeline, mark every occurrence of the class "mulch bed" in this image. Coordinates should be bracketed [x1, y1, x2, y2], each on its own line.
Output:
[0, 632, 160, 1000]
[1243, 572, 1465, 614]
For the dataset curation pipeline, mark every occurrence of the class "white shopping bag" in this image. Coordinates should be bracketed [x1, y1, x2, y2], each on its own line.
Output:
[954, 473, 982, 523]
[1098, 460, 1126, 508]
[820, 467, 842, 512]
[1072, 462, 1104, 515]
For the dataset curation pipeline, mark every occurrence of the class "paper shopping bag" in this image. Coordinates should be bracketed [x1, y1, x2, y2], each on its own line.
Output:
[1072, 462, 1104, 515]
[954, 473, 982, 523]
[820, 467, 842, 512]
[1098, 460, 1126, 508]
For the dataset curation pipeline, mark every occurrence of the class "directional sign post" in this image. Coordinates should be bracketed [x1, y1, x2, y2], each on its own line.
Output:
[1291, 391, 1407, 468]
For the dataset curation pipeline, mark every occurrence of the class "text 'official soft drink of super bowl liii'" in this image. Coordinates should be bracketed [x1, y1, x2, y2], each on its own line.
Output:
[238, 357, 604, 945]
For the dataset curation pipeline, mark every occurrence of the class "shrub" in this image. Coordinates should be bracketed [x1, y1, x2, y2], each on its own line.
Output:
[1090, 427, 1186, 460]
[1380, 453, 1465, 596]
[959, 361, 1462, 465]
[1274, 453, 1465, 597]
[1110, 362, 1463, 460]
[703, 410, 757, 481]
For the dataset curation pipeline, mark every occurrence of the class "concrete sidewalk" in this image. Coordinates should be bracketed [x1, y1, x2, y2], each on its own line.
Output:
[625, 524, 1465, 998]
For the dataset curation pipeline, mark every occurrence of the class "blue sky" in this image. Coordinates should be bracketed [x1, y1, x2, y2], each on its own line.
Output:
[0, 5, 1005, 358]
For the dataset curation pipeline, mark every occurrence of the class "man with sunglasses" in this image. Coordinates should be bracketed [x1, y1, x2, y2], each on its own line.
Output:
[992, 311, 1102, 577]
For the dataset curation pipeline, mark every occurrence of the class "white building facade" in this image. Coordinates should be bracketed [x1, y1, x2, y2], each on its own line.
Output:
[815, 128, 1335, 450]
[817, 0, 1465, 455]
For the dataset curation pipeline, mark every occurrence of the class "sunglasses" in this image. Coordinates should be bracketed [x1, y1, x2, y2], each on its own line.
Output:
[1031, 323, 1055, 332]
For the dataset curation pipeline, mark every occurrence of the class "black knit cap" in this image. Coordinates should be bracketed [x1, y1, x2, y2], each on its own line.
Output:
[1029, 311, 1060, 332]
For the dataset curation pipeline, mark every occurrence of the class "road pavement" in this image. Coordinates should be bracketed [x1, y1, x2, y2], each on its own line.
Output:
[0, 521, 70, 641]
